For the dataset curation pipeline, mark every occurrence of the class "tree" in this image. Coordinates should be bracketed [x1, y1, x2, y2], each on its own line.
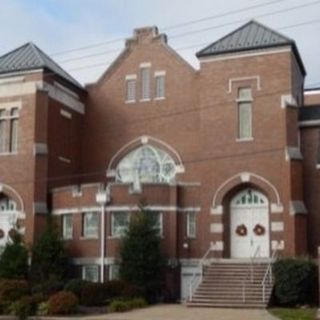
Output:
[0, 231, 28, 279]
[30, 217, 69, 284]
[119, 208, 165, 302]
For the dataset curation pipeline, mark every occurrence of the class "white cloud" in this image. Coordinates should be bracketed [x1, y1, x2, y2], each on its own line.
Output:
[0, 0, 319, 86]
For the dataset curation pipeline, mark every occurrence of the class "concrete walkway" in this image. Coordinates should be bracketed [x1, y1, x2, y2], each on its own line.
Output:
[38, 304, 279, 320]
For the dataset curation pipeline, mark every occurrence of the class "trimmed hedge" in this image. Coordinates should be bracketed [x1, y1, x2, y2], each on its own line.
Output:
[47, 291, 78, 315]
[80, 280, 127, 306]
[64, 279, 89, 299]
[0, 279, 29, 303]
[109, 298, 147, 313]
[273, 258, 318, 306]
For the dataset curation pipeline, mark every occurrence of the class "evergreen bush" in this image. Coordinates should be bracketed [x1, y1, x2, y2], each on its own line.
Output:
[119, 208, 165, 302]
[273, 257, 318, 306]
[0, 232, 28, 279]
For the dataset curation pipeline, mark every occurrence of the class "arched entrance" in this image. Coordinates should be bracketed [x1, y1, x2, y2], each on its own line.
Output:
[0, 194, 19, 254]
[230, 189, 270, 258]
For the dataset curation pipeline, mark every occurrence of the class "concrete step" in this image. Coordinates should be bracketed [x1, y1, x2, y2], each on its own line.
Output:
[187, 302, 267, 308]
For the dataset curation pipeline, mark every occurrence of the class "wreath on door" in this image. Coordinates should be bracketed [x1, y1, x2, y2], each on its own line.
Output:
[235, 224, 247, 236]
[0, 229, 4, 239]
[253, 224, 265, 236]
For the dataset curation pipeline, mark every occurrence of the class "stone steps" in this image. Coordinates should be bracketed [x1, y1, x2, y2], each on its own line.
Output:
[187, 262, 274, 308]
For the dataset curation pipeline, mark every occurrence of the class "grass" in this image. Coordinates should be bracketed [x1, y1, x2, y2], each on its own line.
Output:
[268, 308, 317, 320]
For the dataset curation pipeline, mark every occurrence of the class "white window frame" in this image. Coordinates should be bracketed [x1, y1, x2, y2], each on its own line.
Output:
[109, 264, 120, 280]
[150, 211, 163, 237]
[237, 87, 253, 141]
[111, 212, 130, 238]
[140, 64, 151, 101]
[0, 103, 20, 155]
[186, 211, 196, 238]
[83, 212, 99, 238]
[125, 74, 137, 103]
[154, 71, 166, 100]
[62, 214, 73, 240]
[82, 265, 99, 282]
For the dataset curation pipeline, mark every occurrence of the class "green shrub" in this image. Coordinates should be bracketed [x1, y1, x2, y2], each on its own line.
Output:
[80, 280, 127, 306]
[9, 296, 37, 320]
[0, 232, 28, 279]
[0, 279, 29, 303]
[0, 301, 11, 315]
[31, 276, 64, 298]
[64, 279, 89, 299]
[37, 302, 49, 316]
[122, 283, 145, 298]
[128, 297, 147, 309]
[48, 291, 78, 315]
[273, 258, 318, 306]
[109, 298, 147, 313]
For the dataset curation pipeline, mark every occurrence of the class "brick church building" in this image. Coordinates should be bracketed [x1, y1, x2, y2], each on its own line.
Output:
[0, 20, 320, 305]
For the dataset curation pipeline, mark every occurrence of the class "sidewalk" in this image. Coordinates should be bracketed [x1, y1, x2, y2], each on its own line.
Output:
[23, 304, 279, 320]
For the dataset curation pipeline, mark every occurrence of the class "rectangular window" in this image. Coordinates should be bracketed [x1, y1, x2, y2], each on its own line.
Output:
[126, 79, 136, 102]
[109, 265, 120, 280]
[155, 74, 165, 99]
[9, 108, 19, 152]
[0, 110, 6, 153]
[82, 265, 99, 282]
[237, 88, 252, 140]
[187, 212, 196, 238]
[83, 212, 99, 238]
[111, 212, 130, 237]
[150, 212, 163, 237]
[62, 214, 73, 239]
[141, 67, 150, 100]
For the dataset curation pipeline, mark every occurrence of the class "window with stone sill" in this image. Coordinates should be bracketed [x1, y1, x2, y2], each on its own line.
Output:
[0, 107, 19, 154]
[186, 211, 196, 238]
[62, 214, 73, 239]
[115, 145, 176, 184]
[155, 74, 165, 99]
[126, 79, 136, 102]
[111, 212, 130, 237]
[83, 212, 99, 238]
[237, 87, 253, 140]
[141, 67, 151, 100]
[150, 211, 163, 237]
[82, 265, 99, 282]
[109, 264, 120, 280]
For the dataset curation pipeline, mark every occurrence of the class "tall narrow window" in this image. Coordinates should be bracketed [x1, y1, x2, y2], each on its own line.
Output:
[0, 110, 6, 153]
[126, 79, 136, 102]
[9, 108, 19, 152]
[237, 88, 252, 140]
[62, 214, 73, 239]
[83, 212, 99, 238]
[187, 212, 196, 238]
[141, 67, 150, 100]
[155, 74, 166, 99]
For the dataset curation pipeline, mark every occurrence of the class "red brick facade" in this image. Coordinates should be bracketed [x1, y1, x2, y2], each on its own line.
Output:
[0, 23, 319, 300]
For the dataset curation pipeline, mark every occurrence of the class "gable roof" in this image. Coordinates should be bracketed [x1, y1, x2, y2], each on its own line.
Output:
[0, 42, 83, 89]
[196, 20, 306, 75]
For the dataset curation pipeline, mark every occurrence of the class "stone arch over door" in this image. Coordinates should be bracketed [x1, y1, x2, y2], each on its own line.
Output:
[0, 184, 25, 253]
[211, 172, 283, 215]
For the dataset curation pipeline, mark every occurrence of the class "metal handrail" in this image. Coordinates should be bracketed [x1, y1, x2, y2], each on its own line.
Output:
[188, 243, 215, 301]
[242, 245, 261, 303]
[261, 248, 278, 303]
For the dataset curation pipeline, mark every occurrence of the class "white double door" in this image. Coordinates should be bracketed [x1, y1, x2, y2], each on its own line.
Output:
[230, 190, 270, 258]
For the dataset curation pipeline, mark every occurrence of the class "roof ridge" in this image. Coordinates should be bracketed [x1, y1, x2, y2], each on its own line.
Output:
[27, 42, 46, 67]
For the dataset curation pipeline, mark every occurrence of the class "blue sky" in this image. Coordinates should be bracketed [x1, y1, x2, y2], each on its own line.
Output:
[0, 0, 319, 86]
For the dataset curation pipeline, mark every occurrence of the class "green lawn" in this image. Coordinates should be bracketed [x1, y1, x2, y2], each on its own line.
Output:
[269, 308, 317, 320]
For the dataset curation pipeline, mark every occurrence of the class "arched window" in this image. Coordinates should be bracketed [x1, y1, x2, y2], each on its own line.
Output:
[116, 145, 177, 183]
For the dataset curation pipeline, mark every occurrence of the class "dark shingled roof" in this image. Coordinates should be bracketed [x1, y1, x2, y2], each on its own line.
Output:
[197, 20, 306, 75]
[0, 42, 82, 89]
[299, 106, 320, 122]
